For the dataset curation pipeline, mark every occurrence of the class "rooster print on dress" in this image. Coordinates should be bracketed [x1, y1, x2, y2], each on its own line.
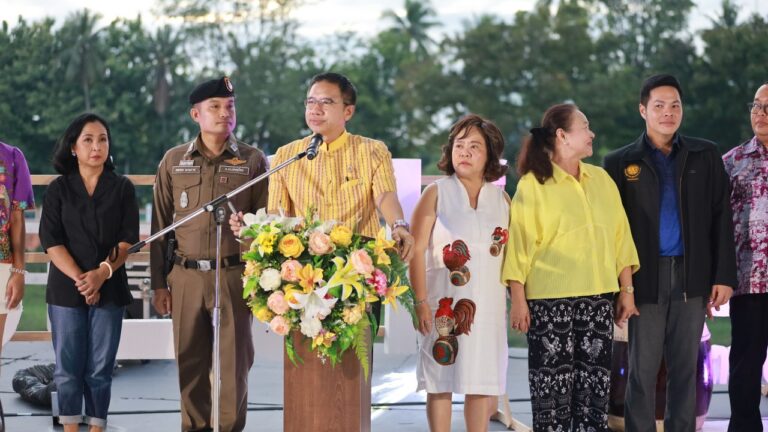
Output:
[580, 337, 604, 363]
[432, 297, 477, 365]
[443, 240, 471, 286]
[489, 227, 509, 257]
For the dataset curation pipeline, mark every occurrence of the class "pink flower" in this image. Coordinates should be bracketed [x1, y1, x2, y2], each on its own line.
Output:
[308, 231, 334, 255]
[350, 249, 374, 276]
[280, 260, 303, 282]
[269, 315, 291, 336]
[267, 291, 290, 315]
[367, 269, 388, 296]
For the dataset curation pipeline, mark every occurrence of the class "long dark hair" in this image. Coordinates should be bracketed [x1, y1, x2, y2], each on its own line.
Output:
[516, 103, 578, 184]
[53, 113, 115, 175]
[437, 114, 508, 182]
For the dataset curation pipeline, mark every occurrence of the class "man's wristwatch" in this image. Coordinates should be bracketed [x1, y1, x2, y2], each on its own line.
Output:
[392, 219, 410, 232]
[620, 286, 635, 294]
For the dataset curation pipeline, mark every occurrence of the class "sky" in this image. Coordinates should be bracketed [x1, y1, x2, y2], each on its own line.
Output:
[0, 0, 764, 39]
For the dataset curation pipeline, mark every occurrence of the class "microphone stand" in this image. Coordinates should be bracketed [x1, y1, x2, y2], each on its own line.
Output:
[127, 147, 310, 432]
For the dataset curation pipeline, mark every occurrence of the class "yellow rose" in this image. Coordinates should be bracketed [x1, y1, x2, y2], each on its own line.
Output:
[244, 260, 262, 277]
[254, 306, 275, 323]
[278, 234, 305, 258]
[330, 225, 353, 247]
[342, 303, 364, 325]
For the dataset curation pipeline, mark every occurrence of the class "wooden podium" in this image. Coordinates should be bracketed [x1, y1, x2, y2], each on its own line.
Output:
[283, 329, 372, 432]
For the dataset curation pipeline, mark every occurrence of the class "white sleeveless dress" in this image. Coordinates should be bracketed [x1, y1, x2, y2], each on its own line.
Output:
[416, 174, 510, 395]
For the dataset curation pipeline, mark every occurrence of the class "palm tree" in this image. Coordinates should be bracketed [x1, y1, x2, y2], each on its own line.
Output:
[150, 26, 184, 117]
[381, 0, 439, 58]
[59, 9, 104, 111]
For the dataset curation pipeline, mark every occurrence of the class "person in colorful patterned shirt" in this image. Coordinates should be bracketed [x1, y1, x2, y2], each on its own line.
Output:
[723, 82, 768, 432]
[0, 141, 34, 357]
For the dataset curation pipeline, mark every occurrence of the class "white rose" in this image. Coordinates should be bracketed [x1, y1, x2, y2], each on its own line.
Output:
[258, 268, 282, 291]
[299, 316, 322, 338]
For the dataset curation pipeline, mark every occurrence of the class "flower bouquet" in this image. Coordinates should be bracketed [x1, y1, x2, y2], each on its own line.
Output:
[239, 209, 416, 378]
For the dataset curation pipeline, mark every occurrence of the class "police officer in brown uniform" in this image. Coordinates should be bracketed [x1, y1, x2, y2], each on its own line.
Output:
[150, 77, 268, 432]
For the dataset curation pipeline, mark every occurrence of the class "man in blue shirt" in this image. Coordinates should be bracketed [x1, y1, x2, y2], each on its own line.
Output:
[604, 74, 737, 432]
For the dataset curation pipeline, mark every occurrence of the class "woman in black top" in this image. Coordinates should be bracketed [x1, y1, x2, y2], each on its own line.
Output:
[39, 113, 139, 432]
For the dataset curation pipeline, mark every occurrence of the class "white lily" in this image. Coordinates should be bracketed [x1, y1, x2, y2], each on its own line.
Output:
[317, 219, 338, 234]
[242, 208, 304, 233]
[242, 208, 271, 227]
[289, 285, 338, 321]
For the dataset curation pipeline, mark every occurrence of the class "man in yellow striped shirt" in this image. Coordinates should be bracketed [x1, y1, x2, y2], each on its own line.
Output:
[268, 72, 414, 259]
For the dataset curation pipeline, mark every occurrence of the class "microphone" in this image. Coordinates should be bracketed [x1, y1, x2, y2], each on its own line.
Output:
[306, 133, 323, 160]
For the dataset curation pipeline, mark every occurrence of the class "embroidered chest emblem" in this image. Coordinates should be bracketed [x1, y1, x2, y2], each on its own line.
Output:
[432, 297, 476, 366]
[624, 164, 641, 181]
[490, 227, 509, 256]
[443, 240, 471, 286]
[224, 157, 246, 166]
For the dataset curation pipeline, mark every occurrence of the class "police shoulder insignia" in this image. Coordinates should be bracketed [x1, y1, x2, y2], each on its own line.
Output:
[224, 157, 246, 166]
[624, 164, 641, 181]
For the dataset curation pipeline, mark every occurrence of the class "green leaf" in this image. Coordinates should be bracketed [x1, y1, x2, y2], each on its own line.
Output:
[328, 285, 342, 298]
[242, 276, 257, 299]
[353, 314, 371, 381]
[285, 335, 303, 367]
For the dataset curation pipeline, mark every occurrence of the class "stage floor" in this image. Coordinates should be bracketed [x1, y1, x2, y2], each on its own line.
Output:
[1, 342, 766, 431]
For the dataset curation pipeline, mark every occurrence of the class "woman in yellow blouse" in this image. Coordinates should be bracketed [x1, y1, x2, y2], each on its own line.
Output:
[502, 103, 639, 432]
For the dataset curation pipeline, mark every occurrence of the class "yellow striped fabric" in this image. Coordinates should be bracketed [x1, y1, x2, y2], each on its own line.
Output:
[268, 131, 397, 238]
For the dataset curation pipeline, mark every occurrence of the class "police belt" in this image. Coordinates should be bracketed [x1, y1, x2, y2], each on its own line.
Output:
[173, 254, 242, 272]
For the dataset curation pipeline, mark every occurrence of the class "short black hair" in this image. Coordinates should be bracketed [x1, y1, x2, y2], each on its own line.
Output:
[309, 72, 357, 106]
[640, 74, 683, 106]
[53, 113, 116, 175]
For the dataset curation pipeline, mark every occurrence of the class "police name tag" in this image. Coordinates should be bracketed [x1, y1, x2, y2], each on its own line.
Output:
[172, 166, 201, 174]
[218, 166, 249, 176]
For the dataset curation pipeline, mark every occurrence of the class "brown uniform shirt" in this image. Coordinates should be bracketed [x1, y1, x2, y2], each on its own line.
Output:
[150, 135, 269, 290]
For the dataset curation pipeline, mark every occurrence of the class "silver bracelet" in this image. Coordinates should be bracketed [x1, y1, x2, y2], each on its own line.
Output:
[392, 219, 410, 231]
[9, 267, 27, 275]
[414, 298, 427, 306]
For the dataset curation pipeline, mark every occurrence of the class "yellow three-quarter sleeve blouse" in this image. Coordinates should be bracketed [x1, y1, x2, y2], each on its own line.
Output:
[501, 161, 640, 300]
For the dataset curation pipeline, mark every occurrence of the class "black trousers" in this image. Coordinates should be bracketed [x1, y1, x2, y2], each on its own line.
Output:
[728, 293, 768, 432]
[527, 294, 614, 432]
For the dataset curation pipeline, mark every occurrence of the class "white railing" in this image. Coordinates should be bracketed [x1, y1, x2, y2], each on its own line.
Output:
[18, 160, 426, 359]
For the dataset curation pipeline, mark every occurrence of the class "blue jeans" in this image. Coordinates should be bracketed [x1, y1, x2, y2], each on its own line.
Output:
[49, 303, 125, 427]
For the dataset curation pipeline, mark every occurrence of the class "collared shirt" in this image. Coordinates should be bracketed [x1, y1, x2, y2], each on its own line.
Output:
[150, 134, 269, 290]
[502, 162, 640, 300]
[645, 134, 684, 256]
[0, 142, 35, 263]
[40, 171, 139, 307]
[268, 131, 397, 238]
[723, 136, 768, 296]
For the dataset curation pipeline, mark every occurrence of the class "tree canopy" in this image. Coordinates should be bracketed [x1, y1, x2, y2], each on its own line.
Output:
[0, 0, 765, 193]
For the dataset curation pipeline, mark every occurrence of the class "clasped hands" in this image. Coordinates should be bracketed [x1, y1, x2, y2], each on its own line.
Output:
[76, 266, 110, 305]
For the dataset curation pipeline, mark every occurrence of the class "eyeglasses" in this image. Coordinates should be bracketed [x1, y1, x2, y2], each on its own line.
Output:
[748, 102, 768, 115]
[304, 98, 342, 109]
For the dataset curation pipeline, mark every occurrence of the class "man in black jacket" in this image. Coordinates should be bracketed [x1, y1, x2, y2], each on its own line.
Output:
[603, 74, 737, 432]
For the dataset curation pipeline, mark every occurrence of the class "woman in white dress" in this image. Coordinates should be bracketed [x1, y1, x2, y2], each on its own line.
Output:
[411, 114, 510, 432]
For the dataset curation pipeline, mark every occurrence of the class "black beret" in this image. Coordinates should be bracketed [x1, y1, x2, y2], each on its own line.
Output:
[188, 76, 235, 105]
